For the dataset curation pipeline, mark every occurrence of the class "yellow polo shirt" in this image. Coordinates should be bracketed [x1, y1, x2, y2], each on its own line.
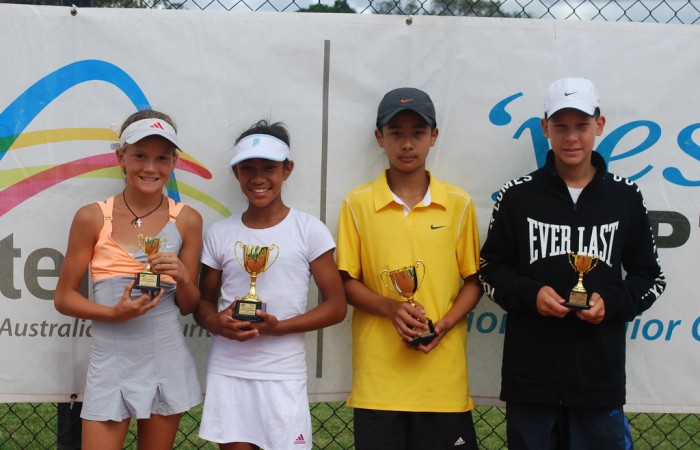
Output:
[336, 170, 480, 412]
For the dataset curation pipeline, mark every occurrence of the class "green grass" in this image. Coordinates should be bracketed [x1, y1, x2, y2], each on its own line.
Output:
[0, 403, 57, 449]
[311, 402, 354, 449]
[627, 412, 700, 450]
[1, 402, 698, 449]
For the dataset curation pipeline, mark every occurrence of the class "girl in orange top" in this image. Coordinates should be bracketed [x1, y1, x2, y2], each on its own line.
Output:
[54, 109, 202, 450]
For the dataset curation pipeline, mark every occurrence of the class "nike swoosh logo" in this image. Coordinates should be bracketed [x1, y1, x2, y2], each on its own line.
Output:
[564, 91, 576, 96]
[430, 225, 445, 230]
[399, 98, 413, 103]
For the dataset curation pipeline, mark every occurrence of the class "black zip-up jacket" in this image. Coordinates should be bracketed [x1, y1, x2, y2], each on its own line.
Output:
[479, 151, 666, 407]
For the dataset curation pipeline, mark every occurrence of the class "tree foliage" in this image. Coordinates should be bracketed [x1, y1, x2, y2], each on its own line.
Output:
[370, 0, 525, 17]
[0, 0, 182, 8]
[297, 0, 356, 12]
[3, 0, 521, 15]
[433, 0, 524, 17]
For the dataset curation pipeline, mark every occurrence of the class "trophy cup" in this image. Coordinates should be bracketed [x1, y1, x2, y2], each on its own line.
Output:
[565, 252, 599, 309]
[135, 235, 167, 292]
[380, 260, 437, 346]
[233, 241, 279, 322]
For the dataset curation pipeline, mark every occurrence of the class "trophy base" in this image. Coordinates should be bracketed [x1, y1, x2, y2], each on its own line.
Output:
[233, 299, 266, 322]
[564, 290, 590, 310]
[134, 272, 160, 292]
[409, 320, 438, 346]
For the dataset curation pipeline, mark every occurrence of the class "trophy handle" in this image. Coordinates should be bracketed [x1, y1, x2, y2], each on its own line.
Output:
[414, 260, 426, 291]
[234, 241, 246, 270]
[379, 269, 394, 292]
[568, 252, 577, 271]
[137, 234, 146, 252]
[265, 244, 280, 271]
[158, 236, 167, 252]
[588, 256, 599, 272]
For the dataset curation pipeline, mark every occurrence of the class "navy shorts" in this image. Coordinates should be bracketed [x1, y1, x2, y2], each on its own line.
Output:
[506, 402, 628, 450]
[353, 408, 478, 450]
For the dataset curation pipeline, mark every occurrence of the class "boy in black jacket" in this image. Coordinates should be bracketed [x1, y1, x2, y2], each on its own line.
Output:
[479, 77, 666, 450]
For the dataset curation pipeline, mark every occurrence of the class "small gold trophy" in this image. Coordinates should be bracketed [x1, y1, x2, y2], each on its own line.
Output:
[565, 252, 599, 310]
[135, 235, 167, 292]
[233, 241, 279, 322]
[380, 260, 437, 346]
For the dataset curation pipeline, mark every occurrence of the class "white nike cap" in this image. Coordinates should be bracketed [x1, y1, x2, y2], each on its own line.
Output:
[544, 77, 600, 118]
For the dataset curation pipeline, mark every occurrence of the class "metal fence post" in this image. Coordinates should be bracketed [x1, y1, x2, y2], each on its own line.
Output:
[57, 397, 82, 450]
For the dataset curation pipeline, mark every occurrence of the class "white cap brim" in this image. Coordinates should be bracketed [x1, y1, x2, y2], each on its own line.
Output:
[119, 118, 180, 150]
[546, 98, 597, 117]
[230, 134, 290, 166]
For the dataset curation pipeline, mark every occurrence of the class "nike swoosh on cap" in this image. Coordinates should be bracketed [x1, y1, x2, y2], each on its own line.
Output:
[564, 91, 577, 96]
[399, 98, 413, 103]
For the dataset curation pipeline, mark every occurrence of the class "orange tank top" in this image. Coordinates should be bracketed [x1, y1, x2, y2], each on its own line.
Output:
[90, 196, 183, 283]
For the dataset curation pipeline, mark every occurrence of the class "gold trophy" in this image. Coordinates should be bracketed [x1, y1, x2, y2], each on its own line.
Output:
[380, 260, 437, 346]
[233, 241, 279, 322]
[565, 252, 599, 309]
[135, 235, 167, 292]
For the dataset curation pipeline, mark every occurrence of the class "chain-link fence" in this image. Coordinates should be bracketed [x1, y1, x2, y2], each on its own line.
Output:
[1, 0, 699, 448]
[3, 0, 699, 22]
[2, 402, 700, 448]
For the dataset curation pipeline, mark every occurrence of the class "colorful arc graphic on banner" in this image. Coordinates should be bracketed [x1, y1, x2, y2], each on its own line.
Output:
[0, 59, 228, 218]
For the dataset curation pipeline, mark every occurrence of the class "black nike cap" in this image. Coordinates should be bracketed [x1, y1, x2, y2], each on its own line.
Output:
[376, 87, 437, 129]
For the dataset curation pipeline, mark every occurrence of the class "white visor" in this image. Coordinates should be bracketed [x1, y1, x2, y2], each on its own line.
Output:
[119, 118, 180, 150]
[230, 134, 290, 166]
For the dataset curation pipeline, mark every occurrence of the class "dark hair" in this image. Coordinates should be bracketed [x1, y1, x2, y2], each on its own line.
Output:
[235, 120, 290, 147]
[120, 109, 177, 134]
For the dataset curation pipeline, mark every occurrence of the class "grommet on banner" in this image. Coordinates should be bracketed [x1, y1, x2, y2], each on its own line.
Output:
[70, 5, 78, 16]
[406, 17, 413, 25]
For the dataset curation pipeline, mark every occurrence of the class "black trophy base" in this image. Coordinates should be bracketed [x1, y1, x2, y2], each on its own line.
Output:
[409, 319, 438, 346]
[134, 272, 160, 292]
[233, 299, 266, 322]
[564, 290, 590, 310]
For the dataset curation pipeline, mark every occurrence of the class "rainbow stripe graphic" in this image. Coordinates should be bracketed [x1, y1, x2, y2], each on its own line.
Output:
[0, 59, 229, 218]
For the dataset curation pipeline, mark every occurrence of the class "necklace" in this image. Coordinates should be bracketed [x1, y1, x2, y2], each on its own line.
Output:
[122, 189, 164, 228]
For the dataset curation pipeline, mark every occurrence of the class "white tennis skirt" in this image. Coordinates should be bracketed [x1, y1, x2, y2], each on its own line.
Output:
[199, 372, 312, 450]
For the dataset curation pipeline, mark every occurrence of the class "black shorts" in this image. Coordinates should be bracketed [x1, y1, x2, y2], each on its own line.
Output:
[353, 408, 478, 450]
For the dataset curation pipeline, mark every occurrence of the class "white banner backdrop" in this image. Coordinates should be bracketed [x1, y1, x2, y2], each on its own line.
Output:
[0, 5, 698, 412]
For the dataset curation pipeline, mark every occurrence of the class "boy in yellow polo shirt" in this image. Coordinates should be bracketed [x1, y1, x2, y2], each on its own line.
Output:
[336, 87, 482, 449]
